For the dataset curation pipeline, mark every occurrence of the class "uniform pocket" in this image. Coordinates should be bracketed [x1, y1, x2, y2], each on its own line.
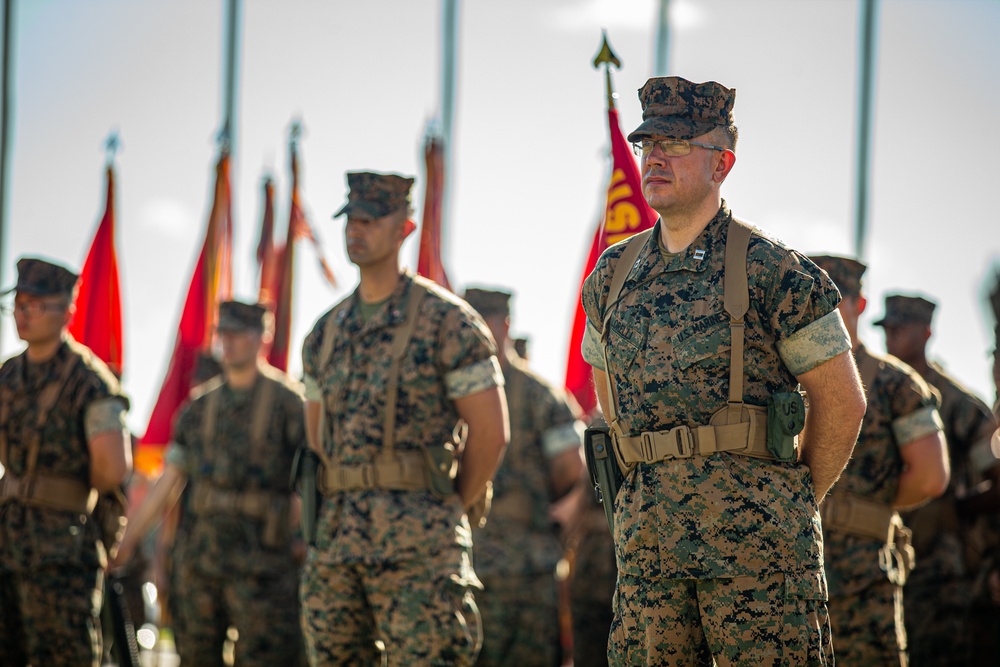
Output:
[672, 313, 731, 372]
[781, 571, 833, 665]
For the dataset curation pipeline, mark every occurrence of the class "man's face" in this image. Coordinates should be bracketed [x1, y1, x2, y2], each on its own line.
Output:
[219, 329, 262, 370]
[640, 133, 723, 216]
[344, 210, 406, 268]
[13, 292, 70, 345]
[881, 322, 929, 363]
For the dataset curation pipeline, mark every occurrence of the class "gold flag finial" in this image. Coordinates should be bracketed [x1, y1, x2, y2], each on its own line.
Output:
[592, 30, 622, 109]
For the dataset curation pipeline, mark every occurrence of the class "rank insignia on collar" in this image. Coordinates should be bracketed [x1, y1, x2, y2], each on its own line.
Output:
[693, 249, 706, 261]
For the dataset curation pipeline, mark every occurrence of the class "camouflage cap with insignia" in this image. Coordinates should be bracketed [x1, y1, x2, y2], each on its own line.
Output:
[809, 254, 867, 297]
[627, 76, 736, 143]
[463, 287, 512, 318]
[333, 171, 414, 219]
[217, 300, 270, 333]
[5, 256, 79, 297]
[873, 294, 937, 327]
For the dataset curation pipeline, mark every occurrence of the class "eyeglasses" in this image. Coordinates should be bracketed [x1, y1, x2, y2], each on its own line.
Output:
[631, 138, 726, 157]
[1, 300, 69, 317]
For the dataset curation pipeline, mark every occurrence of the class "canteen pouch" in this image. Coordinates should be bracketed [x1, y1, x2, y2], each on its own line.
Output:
[765, 391, 805, 461]
[422, 441, 459, 499]
[291, 446, 321, 545]
[583, 425, 624, 534]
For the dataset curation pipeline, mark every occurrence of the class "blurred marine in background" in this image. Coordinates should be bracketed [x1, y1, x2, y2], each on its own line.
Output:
[0, 257, 132, 666]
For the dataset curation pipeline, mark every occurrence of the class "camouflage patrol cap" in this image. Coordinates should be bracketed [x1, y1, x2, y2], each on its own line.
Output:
[334, 171, 414, 219]
[5, 257, 79, 297]
[217, 300, 270, 333]
[463, 288, 512, 318]
[627, 76, 736, 143]
[809, 254, 867, 297]
[873, 294, 937, 327]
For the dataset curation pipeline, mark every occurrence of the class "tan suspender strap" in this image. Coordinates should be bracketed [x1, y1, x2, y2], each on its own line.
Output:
[599, 229, 653, 445]
[201, 383, 222, 461]
[383, 281, 427, 456]
[821, 488, 899, 543]
[312, 298, 353, 471]
[723, 219, 752, 425]
[505, 366, 525, 471]
[249, 375, 276, 465]
[856, 346, 880, 404]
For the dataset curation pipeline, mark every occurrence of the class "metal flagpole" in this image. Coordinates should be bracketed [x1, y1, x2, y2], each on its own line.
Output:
[0, 0, 15, 349]
[439, 0, 458, 266]
[654, 0, 670, 76]
[219, 0, 242, 153]
[853, 0, 879, 259]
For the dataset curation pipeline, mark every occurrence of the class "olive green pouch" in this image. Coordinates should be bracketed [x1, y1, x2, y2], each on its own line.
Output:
[422, 442, 458, 499]
[766, 391, 805, 461]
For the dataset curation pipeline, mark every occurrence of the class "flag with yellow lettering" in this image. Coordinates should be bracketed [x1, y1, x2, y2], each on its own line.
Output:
[564, 106, 656, 416]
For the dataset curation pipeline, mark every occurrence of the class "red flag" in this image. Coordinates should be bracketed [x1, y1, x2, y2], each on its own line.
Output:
[416, 133, 451, 289]
[69, 164, 124, 378]
[564, 107, 657, 416]
[266, 145, 304, 372]
[256, 177, 278, 304]
[137, 152, 234, 476]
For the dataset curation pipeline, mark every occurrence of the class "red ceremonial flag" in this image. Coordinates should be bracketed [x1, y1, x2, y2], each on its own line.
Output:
[256, 176, 278, 304]
[564, 105, 657, 417]
[416, 132, 451, 289]
[137, 152, 234, 476]
[69, 164, 124, 378]
[266, 143, 305, 372]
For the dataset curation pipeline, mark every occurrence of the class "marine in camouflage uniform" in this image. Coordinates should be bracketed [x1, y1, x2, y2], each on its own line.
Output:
[581, 77, 866, 666]
[875, 295, 1000, 665]
[811, 255, 948, 666]
[114, 300, 307, 666]
[0, 257, 131, 666]
[463, 287, 585, 667]
[300, 172, 508, 667]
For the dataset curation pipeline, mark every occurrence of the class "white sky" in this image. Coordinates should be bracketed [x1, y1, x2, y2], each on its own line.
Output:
[2, 0, 998, 435]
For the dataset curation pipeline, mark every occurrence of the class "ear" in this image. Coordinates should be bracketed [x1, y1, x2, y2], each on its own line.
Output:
[63, 303, 76, 328]
[713, 150, 737, 183]
[857, 295, 867, 314]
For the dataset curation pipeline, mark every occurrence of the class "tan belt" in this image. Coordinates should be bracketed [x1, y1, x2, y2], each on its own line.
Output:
[821, 491, 898, 543]
[191, 485, 278, 519]
[321, 451, 430, 494]
[616, 405, 775, 464]
[0, 472, 98, 514]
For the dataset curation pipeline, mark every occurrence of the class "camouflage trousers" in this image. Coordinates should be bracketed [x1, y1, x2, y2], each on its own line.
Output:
[301, 554, 482, 666]
[904, 576, 972, 666]
[173, 558, 304, 667]
[475, 572, 560, 666]
[827, 579, 906, 666]
[0, 561, 104, 666]
[608, 572, 833, 666]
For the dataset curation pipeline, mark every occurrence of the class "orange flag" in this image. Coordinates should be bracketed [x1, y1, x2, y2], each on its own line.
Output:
[256, 176, 278, 304]
[416, 132, 451, 289]
[69, 163, 124, 378]
[564, 105, 657, 417]
[137, 152, 234, 476]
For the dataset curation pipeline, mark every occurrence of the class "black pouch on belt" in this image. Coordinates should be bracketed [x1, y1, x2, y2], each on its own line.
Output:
[766, 392, 805, 461]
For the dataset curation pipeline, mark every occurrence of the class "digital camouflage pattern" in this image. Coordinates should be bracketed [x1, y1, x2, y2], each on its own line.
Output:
[823, 344, 941, 666]
[473, 350, 584, 666]
[333, 171, 414, 219]
[902, 361, 998, 666]
[582, 203, 848, 663]
[873, 294, 936, 327]
[7, 256, 78, 296]
[300, 271, 501, 666]
[569, 497, 616, 667]
[0, 338, 128, 666]
[626, 76, 735, 143]
[165, 364, 306, 666]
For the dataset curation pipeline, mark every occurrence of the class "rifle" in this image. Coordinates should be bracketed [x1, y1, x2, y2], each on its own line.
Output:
[583, 424, 624, 534]
[291, 446, 321, 545]
[105, 571, 141, 667]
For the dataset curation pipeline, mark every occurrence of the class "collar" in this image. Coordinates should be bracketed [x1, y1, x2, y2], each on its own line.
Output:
[627, 201, 732, 285]
[343, 269, 418, 336]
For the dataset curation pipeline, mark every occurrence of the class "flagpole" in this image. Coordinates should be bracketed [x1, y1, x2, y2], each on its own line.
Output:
[0, 0, 15, 350]
[594, 30, 622, 112]
[853, 0, 879, 259]
[219, 0, 242, 153]
[654, 0, 670, 76]
[439, 0, 458, 272]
